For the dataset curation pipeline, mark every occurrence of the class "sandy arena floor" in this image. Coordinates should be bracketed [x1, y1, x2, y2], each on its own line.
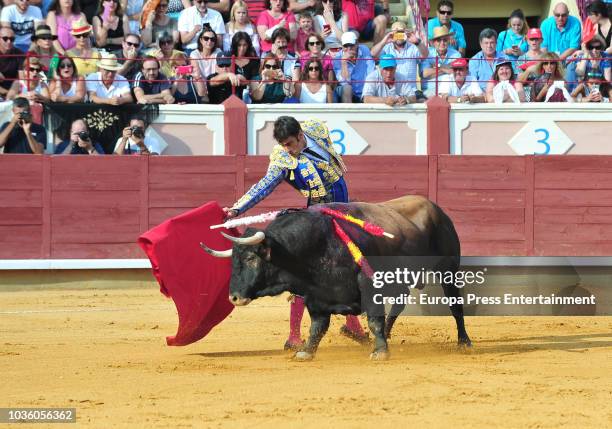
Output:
[1, 287, 612, 428]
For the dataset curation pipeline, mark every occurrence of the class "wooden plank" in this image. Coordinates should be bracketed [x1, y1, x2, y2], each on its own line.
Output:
[438, 190, 526, 208]
[534, 241, 612, 256]
[534, 190, 612, 207]
[525, 156, 534, 256]
[535, 156, 612, 190]
[0, 190, 42, 207]
[0, 208, 42, 225]
[438, 156, 526, 190]
[462, 241, 527, 256]
[51, 243, 142, 259]
[51, 207, 140, 226]
[0, 225, 43, 243]
[42, 156, 51, 258]
[149, 173, 237, 190]
[148, 190, 233, 208]
[428, 155, 437, 202]
[51, 156, 142, 191]
[455, 223, 525, 241]
[0, 155, 43, 190]
[344, 156, 429, 173]
[535, 223, 612, 242]
[535, 206, 612, 224]
[444, 207, 524, 224]
[52, 190, 140, 208]
[52, 227, 142, 244]
[0, 242, 43, 259]
[148, 207, 195, 227]
[149, 156, 238, 174]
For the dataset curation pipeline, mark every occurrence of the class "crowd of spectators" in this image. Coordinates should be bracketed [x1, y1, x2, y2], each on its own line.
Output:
[0, 0, 611, 153]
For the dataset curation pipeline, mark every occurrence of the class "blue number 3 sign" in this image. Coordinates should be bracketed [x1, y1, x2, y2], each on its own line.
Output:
[534, 128, 551, 155]
[329, 128, 346, 155]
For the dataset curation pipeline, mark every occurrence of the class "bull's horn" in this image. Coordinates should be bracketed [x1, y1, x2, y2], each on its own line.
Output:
[200, 242, 232, 258]
[221, 231, 265, 246]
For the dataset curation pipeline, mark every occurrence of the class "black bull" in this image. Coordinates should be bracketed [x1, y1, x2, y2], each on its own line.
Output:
[202, 195, 472, 360]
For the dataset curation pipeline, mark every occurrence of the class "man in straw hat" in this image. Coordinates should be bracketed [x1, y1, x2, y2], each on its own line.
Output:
[86, 53, 134, 105]
[420, 26, 460, 96]
[371, 21, 428, 93]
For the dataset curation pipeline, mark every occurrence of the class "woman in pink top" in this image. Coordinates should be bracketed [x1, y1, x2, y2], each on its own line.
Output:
[46, 0, 87, 54]
[256, 0, 297, 52]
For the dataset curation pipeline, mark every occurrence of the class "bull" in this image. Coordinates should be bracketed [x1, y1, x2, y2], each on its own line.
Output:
[202, 195, 472, 360]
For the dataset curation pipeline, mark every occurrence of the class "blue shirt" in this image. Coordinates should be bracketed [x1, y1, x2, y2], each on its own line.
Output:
[427, 18, 466, 50]
[497, 29, 528, 70]
[381, 42, 422, 89]
[420, 47, 461, 90]
[540, 15, 581, 55]
[333, 45, 375, 98]
[469, 51, 505, 90]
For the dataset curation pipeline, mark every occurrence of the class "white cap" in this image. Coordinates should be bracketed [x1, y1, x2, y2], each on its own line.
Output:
[341, 32, 357, 46]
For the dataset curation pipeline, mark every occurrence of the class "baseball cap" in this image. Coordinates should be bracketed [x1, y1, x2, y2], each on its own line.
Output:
[341, 32, 357, 46]
[379, 54, 397, 69]
[451, 58, 468, 68]
[527, 28, 542, 40]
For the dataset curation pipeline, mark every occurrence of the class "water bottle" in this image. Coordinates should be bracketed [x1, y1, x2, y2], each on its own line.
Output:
[242, 86, 251, 104]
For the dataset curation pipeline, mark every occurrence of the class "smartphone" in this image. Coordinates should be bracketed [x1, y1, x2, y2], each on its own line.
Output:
[591, 84, 600, 94]
[512, 45, 518, 50]
[175, 65, 193, 75]
[323, 24, 331, 32]
[393, 32, 406, 41]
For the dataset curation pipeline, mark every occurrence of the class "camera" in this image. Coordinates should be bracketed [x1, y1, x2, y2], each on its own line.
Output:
[77, 131, 90, 141]
[130, 126, 144, 139]
[18, 111, 32, 123]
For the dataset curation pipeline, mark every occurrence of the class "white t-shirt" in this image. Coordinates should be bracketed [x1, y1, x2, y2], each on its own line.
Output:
[113, 135, 167, 155]
[0, 5, 43, 49]
[361, 69, 415, 99]
[438, 74, 484, 97]
[85, 72, 131, 98]
[177, 6, 225, 50]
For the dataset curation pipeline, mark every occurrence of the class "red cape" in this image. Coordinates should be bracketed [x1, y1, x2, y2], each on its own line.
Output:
[138, 202, 236, 346]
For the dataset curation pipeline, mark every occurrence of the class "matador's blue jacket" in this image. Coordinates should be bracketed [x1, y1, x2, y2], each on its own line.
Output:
[231, 120, 348, 215]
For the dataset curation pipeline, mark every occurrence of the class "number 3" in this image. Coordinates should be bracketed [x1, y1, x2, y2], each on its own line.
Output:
[329, 129, 346, 155]
[534, 128, 550, 155]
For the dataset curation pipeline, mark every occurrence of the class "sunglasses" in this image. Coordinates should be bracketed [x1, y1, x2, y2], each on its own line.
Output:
[264, 64, 280, 69]
[37, 35, 56, 40]
[308, 41, 322, 46]
[124, 40, 139, 47]
[160, 39, 173, 45]
[74, 33, 90, 39]
[308, 66, 320, 71]
[588, 45, 603, 50]
[554, 13, 568, 18]
[29, 67, 41, 72]
[195, 0, 206, 3]
[0, 36, 16, 42]
[343, 43, 355, 48]
[59, 62, 73, 68]
[438, 10, 452, 15]
[201, 36, 216, 42]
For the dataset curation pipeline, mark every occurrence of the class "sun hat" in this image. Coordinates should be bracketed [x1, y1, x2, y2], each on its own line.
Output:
[70, 17, 93, 36]
[96, 53, 123, 71]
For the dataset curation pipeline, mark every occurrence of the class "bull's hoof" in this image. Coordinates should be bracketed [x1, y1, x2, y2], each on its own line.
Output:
[293, 351, 314, 361]
[458, 337, 473, 348]
[369, 350, 390, 361]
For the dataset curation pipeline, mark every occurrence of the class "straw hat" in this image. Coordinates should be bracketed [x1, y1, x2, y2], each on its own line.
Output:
[96, 53, 123, 71]
[70, 17, 93, 36]
[430, 26, 454, 41]
[32, 25, 58, 41]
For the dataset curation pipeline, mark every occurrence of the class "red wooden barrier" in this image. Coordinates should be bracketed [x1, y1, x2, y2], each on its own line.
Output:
[2, 155, 612, 259]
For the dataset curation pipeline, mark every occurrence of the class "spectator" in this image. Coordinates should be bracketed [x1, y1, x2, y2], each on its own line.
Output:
[295, 58, 333, 102]
[421, 26, 461, 97]
[86, 53, 134, 104]
[342, 0, 388, 44]
[133, 56, 175, 104]
[92, 0, 130, 52]
[1, 0, 44, 52]
[206, 51, 248, 103]
[66, 17, 101, 77]
[497, 9, 529, 69]
[114, 114, 166, 154]
[178, 0, 225, 53]
[485, 59, 525, 103]
[141, 0, 179, 48]
[586, 1, 611, 54]
[54, 118, 104, 154]
[470, 28, 504, 91]
[256, 0, 297, 53]
[571, 70, 609, 102]
[0, 27, 25, 100]
[29, 25, 60, 73]
[0, 97, 46, 154]
[517, 28, 544, 69]
[541, 2, 581, 88]
[166, 0, 191, 21]
[146, 30, 184, 78]
[229, 31, 261, 99]
[371, 21, 427, 93]
[250, 52, 294, 103]
[223, 1, 261, 54]
[299, 32, 335, 83]
[289, 0, 316, 14]
[294, 12, 314, 56]
[172, 52, 208, 103]
[313, 0, 347, 49]
[439, 58, 485, 103]
[46, 0, 87, 54]
[528, 52, 570, 102]
[576, 35, 611, 82]
[125, 0, 144, 36]
[48, 55, 86, 102]
[6, 56, 50, 102]
[112, 33, 143, 87]
[362, 54, 415, 105]
[80, 0, 100, 23]
[426, 0, 465, 57]
[332, 31, 374, 102]
[190, 25, 222, 83]
[267, 27, 300, 80]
